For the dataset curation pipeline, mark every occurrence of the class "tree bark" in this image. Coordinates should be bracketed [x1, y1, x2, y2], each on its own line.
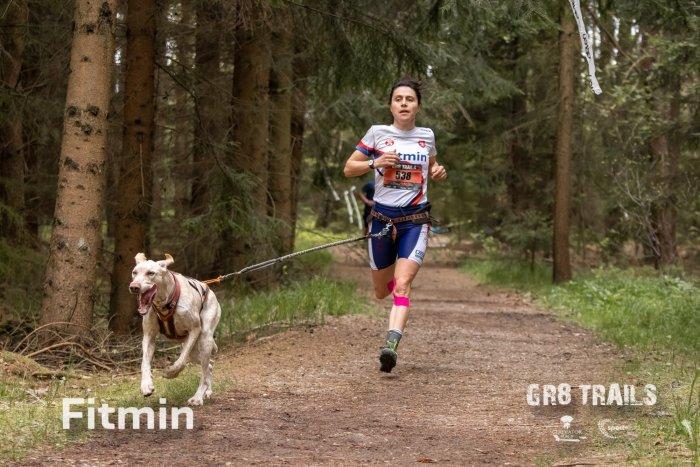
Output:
[225, 5, 272, 278]
[506, 38, 533, 214]
[191, 2, 221, 217]
[637, 30, 679, 269]
[552, 6, 575, 283]
[649, 79, 680, 268]
[232, 12, 271, 215]
[289, 47, 307, 252]
[268, 9, 294, 254]
[108, 0, 158, 334]
[184, 1, 224, 277]
[173, 2, 193, 222]
[0, 0, 28, 241]
[39, 0, 117, 339]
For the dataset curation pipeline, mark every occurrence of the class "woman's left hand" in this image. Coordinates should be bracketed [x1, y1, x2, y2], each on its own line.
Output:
[430, 164, 447, 181]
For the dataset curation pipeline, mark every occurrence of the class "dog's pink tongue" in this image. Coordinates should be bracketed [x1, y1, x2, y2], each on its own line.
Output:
[138, 286, 157, 314]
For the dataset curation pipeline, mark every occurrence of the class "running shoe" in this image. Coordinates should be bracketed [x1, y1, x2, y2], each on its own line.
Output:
[379, 341, 398, 373]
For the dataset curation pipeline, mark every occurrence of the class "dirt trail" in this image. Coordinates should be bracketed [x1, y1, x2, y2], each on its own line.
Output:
[19, 250, 628, 466]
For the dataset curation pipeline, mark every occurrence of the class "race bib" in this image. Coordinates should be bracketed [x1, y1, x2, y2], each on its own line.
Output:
[383, 163, 423, 191]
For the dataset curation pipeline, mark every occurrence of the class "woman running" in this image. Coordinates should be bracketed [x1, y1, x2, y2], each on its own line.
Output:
[343, 77, 447, 372]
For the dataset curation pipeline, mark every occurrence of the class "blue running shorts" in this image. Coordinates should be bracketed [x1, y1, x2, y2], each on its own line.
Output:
[368, 203, 431, 271]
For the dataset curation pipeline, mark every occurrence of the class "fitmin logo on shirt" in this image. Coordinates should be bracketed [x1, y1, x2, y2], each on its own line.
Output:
[418, 140, 426, 148]
[385, 138, 395, 146]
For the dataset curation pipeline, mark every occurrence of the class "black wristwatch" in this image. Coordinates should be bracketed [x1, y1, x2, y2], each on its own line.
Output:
[368, 159, 375, 169]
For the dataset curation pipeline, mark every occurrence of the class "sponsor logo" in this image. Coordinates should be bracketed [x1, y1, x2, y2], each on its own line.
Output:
[62, 397, 194, 430]
[597, 419, 638, 439]
[553, 415, 585, 442]
[397, 152, 428, 162]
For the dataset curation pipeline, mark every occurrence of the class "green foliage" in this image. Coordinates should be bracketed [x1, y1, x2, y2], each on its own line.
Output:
[0, 375, 69, 461]
[500, 210, 552, 264]
[672, 370, 700, 463]
[290, 212, 349, 271]
[543, 268, 700, 355]
[0, 203, 29, 244]
[218, 277, 368, 341]
[462, 252, 700, 356]
[0, 239, 44, 322]
[460, 254, 552, 293]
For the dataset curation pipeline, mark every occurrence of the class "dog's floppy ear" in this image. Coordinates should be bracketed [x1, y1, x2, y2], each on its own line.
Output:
[134, 253, 147, 264]
[158, 253, 174, 268]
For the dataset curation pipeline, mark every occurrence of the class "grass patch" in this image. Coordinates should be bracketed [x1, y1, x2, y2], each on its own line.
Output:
[218, 277, 371, 342]
[291, 216, 352, 272]
[460, 256, 552, 293]
[0, 365, 220, 462]
[543, 268, 700, 355]
[217, 214, 373, 341]
[460, 257, 700, 463]
[462, 259, 700, 356]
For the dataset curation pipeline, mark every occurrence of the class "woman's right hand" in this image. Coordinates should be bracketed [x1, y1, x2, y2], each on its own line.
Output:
[376, 149, 401, 168]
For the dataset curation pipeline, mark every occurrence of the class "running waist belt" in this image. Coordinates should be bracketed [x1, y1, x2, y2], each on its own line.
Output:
[370, 209, 430, 224]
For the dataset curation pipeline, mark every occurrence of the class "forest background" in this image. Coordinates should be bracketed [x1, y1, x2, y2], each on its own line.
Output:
[0, 0, 699, 342]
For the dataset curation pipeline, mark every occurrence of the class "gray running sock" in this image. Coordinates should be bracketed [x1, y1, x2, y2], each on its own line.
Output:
[386, 328, 403, 349]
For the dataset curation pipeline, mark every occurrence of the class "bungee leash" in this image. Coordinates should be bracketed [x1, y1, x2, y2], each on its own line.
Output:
[202, 221, 393, 285]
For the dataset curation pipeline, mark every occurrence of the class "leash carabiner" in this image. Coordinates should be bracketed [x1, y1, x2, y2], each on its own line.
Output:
[370, 220, 393, 239]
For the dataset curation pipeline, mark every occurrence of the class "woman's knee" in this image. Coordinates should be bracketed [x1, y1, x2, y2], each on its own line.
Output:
[372, 272, 396, 299]
[394, 277, 412, 297]
[374, 285, 391, 300]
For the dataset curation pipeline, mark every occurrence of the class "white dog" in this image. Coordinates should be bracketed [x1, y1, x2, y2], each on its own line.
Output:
[129, 253, 221, 406]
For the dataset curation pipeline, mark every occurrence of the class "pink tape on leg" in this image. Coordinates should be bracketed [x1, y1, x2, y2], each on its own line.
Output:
[393, 295, 410, 307]
[387, 278, 396, 293]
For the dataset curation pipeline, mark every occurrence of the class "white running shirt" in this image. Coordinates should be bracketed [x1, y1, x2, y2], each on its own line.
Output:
[356, 125, 437, 207]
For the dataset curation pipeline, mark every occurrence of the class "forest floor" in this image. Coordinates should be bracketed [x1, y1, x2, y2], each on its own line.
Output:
[17, 244, 654, 466]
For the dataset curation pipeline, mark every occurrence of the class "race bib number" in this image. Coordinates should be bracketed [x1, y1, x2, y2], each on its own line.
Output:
[384, 163, 423, 191]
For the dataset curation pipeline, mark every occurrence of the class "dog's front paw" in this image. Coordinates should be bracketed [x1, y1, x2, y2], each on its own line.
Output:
[141, 382, 155, 397]
[162, 364, 183, 379]
[187, 395, 204, 406]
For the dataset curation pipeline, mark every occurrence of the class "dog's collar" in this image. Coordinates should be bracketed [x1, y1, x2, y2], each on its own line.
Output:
[153, 272, 188, 340]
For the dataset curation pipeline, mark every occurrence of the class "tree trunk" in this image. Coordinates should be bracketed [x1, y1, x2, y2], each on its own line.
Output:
[185, 1, 223, 277]
[649, 79, 680, 268]
[191, 3, 221, 217]
[39, 0, 117, 339]
[505, 38, 533, 214]
[268, 9, 294, 254]
[289, 49, 307, 252]
[638, 30, 679, 269]
[232, 13, 271, 216]
[552, 6, 575, 283]
[108, 0, 157, 334]
[0, 0, 28, 241]
[173, 2, 193, 222]
[226, 6, 272, 279]
[149, 4, 169, 232]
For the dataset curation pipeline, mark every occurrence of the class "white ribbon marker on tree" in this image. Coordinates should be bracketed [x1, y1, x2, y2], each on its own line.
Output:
[342, 190, 354, 224]
[568, 0, 602, 95]
[349, 186, 363, 230]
